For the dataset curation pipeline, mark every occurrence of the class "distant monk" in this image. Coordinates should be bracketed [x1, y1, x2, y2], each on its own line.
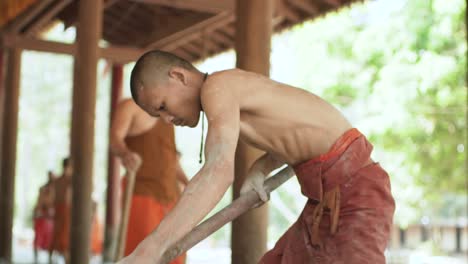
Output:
[50, 158, 72, 263]
[33, 171, 56, 263]
[110, 98, 188, 263]
[90, 201, 104, 256]
[51, 158, 103, 263]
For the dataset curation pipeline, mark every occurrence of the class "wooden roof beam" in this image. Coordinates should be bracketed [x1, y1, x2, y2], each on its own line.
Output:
[146, 12, 235, 51]
[200, 37, 219, 55]
[25, 0, 73, 36]
[60, 0, 122, 30]
[323, 0, 341, 7]
[288, 0, 319, 15]
[105, 0, 123, 8]
[210, 31, 234, 46]
[223, 25, 235, 37]
[173, 48, 197, 61]
[4, 0, 55, 33]
[184, 42, 203, 54]
[1, 34, 143, 63]
[130, 0, 234, 13]
[276, 0, 301, 23]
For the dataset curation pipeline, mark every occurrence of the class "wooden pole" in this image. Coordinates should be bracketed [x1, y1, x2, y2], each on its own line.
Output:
[232, 1, 273, 264]
[0, 48, 22, 262]
[114, 165, 140, 261]
[103, 64, 124, 262]
[161, 167, 295, 264]
[0, 50, 5, 168]
[69, 0, 102, 263]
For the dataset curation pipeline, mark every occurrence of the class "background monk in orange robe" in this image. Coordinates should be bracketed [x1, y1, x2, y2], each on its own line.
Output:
[33, 170, 56, 263]
[50, 158, 103, 263]
[51, 158, 73, 263]
[110, 98, 188, 263]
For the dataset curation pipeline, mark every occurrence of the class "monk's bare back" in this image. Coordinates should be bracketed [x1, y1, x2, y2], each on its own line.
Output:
[203, 69, 352, 165]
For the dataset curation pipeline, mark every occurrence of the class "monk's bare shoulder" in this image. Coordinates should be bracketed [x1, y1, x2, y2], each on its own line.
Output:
[117, 98, 139, 113]
[201, 70, 239, 106]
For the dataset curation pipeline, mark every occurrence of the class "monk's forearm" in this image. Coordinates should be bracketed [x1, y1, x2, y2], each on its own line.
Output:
[251, 153, 284, 176]
[140, 166, 233, 258]
[109, 135, 130, 157]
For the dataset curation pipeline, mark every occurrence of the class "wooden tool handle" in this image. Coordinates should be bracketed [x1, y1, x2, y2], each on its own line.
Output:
[160, 166, 295, 264]
[114, 166, 139, 261]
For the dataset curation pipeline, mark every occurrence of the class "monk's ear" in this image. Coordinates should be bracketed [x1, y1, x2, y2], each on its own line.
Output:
[168, 67, 187, 85]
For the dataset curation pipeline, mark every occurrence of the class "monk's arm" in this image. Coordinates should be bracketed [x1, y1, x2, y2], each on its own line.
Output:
[240, 153, 285, 199]
[250, 153, 285, 177]
[132, 83, 240, 262]
[110, 100, 134, 157]
[175, 161, 189, 186]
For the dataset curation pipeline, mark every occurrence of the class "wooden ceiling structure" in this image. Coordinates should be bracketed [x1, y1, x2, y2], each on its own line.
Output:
[1, 0, 359, 63]
[0, 1, 361, 263]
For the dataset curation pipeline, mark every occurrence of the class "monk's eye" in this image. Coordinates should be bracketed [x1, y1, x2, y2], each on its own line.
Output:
[159, 103, 165, 111]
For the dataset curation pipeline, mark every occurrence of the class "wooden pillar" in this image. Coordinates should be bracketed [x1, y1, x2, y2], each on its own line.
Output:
[455, 225, 462, 253]
[232, 1, 273, 264]
[389, 224, 399, 249]
[0, 50, 5, 161]
[399, 227, 407, 247]
[0, 48, 22, 262]
[69, 0, 102, 263]
[103, 64, 123, 261]
[0, 50, 3, 233]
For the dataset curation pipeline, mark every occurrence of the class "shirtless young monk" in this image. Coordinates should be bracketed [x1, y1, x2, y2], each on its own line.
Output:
[118, 50, 395, 264]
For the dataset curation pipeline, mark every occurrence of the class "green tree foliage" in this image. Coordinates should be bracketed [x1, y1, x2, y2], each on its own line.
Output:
[284, 0, 466, 225]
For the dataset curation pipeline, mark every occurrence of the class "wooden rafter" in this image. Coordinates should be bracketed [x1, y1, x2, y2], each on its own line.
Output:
[184, 42, 202, 54]
[223, 25, 235, 37]
[210, 31, 233, 46]
[106, 2, 138, 37]
[173, 48, 197, 61]
[146, 12, 235, 51]
[105, 0, 122, 8]
[276, 0, 301, 22]
[272, 15, 287, 29]
[130, 0, 234, 13]
[288, 0, 319, 15]
[200, 36, 218, 55]
[323, 0, 342, 7]
[1, 34, 143, 63]
[60, 0, 122, 30]
[4, 0, 55, 33]
[25, 0, 73, 36]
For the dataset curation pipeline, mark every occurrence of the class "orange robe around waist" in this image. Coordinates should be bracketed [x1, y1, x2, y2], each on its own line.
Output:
[123, 121, 184, 263]
[125, 120, 180, 204]
[34, 215, 54, 250]
[51, 202, 103, 254]
[124, 195, 186, 264]
[260, 128, 395, 264]
[51, 203, 70, 254]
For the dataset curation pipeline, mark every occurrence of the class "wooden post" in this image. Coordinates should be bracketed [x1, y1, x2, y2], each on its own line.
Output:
[69, 0, 102, 263]
[455, 225, 462, 253]
[232, 1, 273, 264]
[399, 227, 406, 247]
[0, 50, 3, 236]
[103, 64, 123, 261]
[0, 48, 22, 262]
[0, 50, 5, 167]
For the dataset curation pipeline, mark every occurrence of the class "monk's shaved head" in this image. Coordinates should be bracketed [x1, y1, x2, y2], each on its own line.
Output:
[130, 50, 197, 102]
